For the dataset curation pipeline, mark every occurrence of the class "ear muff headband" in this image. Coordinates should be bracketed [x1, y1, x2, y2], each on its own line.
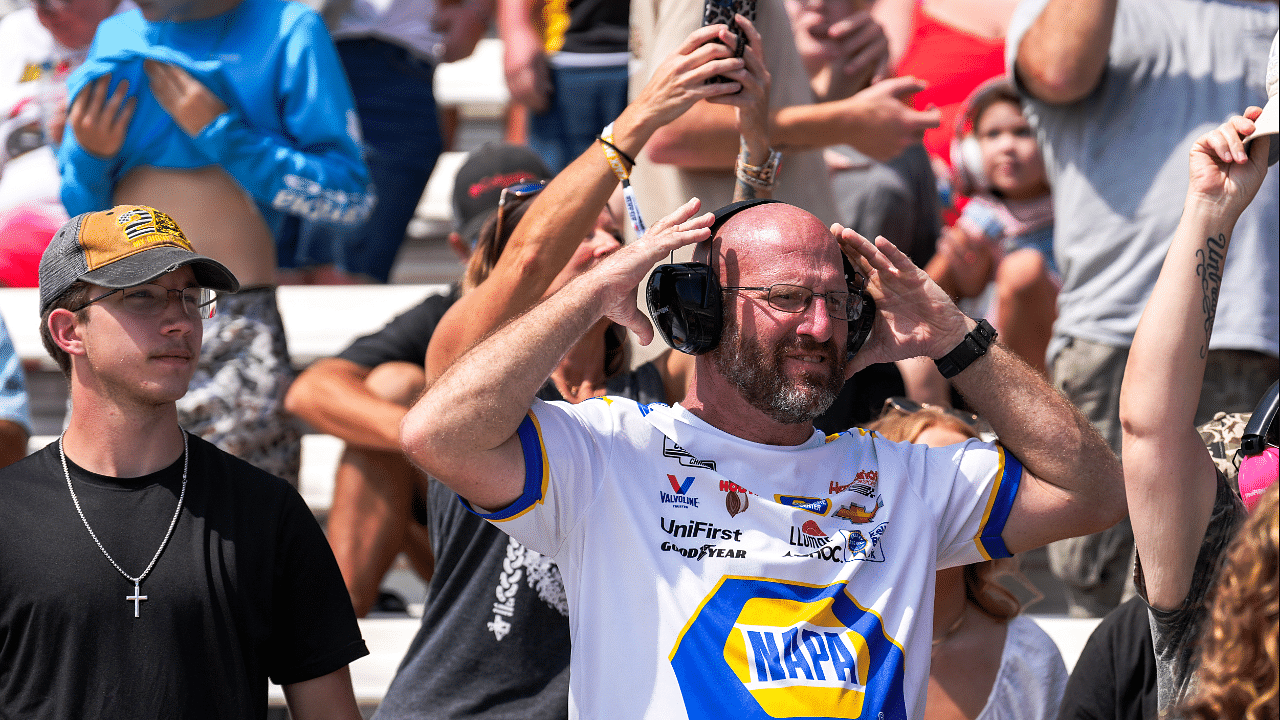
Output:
[646, 199, 876, 357]
[1241, 380, 1279, 456]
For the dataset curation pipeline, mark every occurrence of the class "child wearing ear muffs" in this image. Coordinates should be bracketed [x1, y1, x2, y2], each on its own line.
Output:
[923, 78, 1058, 377]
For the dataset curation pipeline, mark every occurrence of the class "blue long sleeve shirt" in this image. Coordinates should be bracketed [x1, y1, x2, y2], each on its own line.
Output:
[58, 0, 374, 231]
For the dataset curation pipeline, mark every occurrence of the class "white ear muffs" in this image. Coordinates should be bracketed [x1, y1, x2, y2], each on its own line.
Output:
[949, 134, 986, 197]
[948, 76, 1015, 200]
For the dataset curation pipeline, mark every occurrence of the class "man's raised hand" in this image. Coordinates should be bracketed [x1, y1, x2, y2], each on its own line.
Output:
[590, 198, 714, 346]
[833, 225, 972, 372]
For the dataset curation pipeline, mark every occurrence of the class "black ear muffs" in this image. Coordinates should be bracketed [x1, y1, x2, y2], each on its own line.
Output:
[647, 199, 779, 355]
[647, 198, 878, 359]
[646, 262, 723, 354]
[841, 254, 876, 361]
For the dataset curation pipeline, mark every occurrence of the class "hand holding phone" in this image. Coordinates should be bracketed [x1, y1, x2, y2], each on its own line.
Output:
[701, 0, 758, 85]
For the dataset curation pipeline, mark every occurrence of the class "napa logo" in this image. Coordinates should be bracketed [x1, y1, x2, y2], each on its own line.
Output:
[670, 577, 907, 719]
[660, 475, 699, 508]
[777, 495, 830, 516]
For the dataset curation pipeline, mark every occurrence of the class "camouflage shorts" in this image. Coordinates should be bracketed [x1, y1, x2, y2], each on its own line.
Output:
[177, 287, 301, 486]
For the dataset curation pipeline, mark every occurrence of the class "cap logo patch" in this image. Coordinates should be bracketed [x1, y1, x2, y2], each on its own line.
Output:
[116, 207, 192, 250]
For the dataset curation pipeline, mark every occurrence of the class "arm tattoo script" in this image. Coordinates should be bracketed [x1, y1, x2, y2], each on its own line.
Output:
[1194, 233, 1227, 358]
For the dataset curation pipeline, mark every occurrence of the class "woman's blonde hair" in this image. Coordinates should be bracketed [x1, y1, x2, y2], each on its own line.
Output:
[1181, 482, 1279, 720]
[865, 406, 1026, 620]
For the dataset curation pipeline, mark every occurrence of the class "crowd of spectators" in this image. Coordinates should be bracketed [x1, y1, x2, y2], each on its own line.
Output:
[0, 0, 1276, 718]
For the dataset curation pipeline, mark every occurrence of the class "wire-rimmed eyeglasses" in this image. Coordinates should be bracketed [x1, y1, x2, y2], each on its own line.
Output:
[722, 283, 865, 321]
[74, 284, 219, 320]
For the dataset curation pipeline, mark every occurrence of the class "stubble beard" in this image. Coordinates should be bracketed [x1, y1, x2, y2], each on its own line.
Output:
[710, 314, 847, 425]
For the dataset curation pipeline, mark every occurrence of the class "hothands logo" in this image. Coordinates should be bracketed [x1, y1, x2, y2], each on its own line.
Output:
[777, 495, 830, 516]
[830, 469, 878, 496]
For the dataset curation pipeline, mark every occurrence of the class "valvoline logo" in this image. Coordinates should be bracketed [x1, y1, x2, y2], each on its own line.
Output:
[777, 495, 831, 516]
[669, 475, 695, 494]
[670, 577, 907, 719]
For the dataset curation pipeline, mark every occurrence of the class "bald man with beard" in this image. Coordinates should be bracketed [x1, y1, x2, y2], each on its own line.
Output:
[400, 198, 1123, 719]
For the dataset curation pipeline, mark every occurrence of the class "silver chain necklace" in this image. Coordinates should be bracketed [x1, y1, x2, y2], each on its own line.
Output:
[59, 432, 188, 618]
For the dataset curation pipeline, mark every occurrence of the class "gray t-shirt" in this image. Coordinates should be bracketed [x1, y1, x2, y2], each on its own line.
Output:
[1133, 472, 1245, 713]
[1007, 0, 1279, 362]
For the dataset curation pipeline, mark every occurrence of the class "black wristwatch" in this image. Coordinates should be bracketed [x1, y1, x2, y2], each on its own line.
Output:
[934, 319, 997, 379]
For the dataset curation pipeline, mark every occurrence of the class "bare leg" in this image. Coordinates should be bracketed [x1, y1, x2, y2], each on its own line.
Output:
[993, 249, 1057, 376]
[324, 361, 427, 616]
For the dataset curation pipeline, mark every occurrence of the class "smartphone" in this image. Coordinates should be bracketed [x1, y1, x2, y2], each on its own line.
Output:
[701, 0, 758, 85]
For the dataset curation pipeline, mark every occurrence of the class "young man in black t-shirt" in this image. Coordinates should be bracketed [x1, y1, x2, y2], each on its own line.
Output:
[0, 205, 367, 719]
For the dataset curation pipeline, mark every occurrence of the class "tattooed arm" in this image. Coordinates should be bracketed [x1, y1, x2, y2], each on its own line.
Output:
[1118, 109, 1271, 610]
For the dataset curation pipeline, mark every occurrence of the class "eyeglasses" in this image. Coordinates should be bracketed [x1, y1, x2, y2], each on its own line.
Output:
[490, 180, 549, 267]
[722, 283, 865, 321]
[74, 284, 219, 320]
[881, 396, 982, 429]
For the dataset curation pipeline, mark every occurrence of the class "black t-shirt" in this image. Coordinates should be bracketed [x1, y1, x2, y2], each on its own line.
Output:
[1056, 595, 1158, 720]
[0, 435, 367, 719]
[337, 286, 460, 370]
[561, 0, 629, 54]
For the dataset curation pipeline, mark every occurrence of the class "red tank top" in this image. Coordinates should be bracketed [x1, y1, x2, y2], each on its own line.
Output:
[894, 1, 1006, 169]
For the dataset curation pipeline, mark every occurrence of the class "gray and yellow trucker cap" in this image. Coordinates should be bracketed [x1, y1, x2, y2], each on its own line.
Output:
[39, 205, 239, 313]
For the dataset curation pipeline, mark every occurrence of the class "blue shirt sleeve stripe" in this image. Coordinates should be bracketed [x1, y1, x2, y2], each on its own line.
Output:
[460, 412, 549, 521]
[977, 449, 1023, 559]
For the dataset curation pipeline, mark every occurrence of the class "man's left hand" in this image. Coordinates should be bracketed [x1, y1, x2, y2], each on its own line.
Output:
[144, 60, 228, 137]
[833, 225, 973, 372]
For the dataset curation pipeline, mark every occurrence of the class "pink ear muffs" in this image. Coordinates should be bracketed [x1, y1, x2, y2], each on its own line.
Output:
[1239, 445, 1279, 514]
[1238, 381, 1279, 514]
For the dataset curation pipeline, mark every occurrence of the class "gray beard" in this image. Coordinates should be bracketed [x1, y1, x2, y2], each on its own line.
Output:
[710, 315, 846, 425]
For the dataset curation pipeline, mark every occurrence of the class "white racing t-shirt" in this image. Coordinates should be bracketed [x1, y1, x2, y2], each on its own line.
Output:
[471, 398, 1023, 719]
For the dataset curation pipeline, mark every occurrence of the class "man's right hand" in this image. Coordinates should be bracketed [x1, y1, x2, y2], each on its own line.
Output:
[837, 76, 939, 162]
[67, 75, 136, 159]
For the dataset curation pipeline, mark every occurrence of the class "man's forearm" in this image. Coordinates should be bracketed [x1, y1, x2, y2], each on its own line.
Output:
[286, 359, 405, 451]
[1014, 0, 1116, 104]
[952, 342, 1125, 535]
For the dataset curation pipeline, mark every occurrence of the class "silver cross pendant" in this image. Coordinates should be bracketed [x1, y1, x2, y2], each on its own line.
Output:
[127, 581, 148, 618]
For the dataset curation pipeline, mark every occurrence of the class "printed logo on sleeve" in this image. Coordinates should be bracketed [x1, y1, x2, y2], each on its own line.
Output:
[670, 578, 907, 719]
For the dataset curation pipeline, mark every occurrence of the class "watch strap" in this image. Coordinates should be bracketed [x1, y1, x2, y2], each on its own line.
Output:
[935, 319, 997, 379]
